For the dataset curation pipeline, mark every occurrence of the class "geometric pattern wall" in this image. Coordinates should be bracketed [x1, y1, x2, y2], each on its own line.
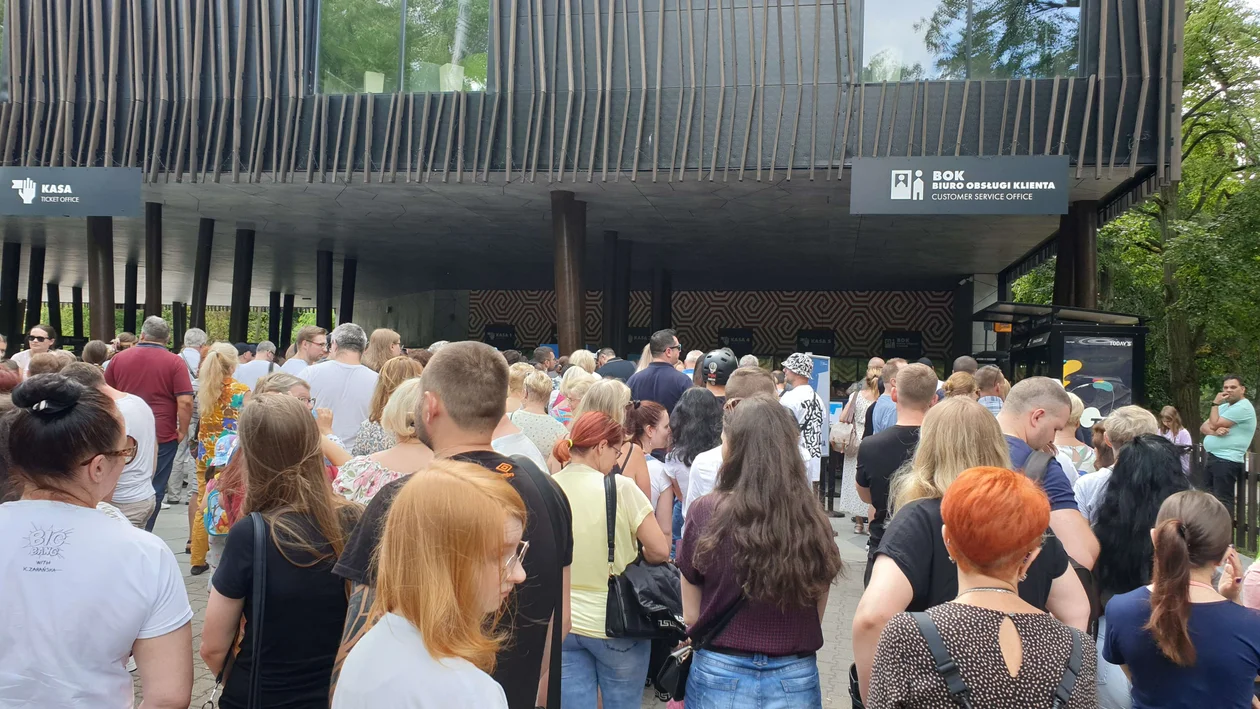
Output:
[469, 289, 953, 358]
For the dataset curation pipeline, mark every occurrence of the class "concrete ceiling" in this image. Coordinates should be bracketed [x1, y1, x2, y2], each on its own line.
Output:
[0, 170, 1129, 306]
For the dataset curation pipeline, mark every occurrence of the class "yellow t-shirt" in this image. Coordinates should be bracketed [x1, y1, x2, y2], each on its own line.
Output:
[552, 463, 654, 638]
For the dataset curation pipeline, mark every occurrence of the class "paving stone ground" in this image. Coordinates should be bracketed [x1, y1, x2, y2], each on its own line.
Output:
[137, 499, 867, 709]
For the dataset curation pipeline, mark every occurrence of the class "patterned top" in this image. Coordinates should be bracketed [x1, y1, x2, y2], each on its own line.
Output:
[868, 603, 1097, 709]
[196, 378, 250, 474]
[351, 420, 396, 457]
[508, 409, 570, 460]
[1057, 443, 1096, 475]
[333, 457, 410, 505]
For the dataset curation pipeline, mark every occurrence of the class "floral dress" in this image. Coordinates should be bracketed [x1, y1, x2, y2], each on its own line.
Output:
[837, 391, 876, 519]
[333, 457, 409, 504]
[196, 378, 251, 476]
[351, 420, 396, 457]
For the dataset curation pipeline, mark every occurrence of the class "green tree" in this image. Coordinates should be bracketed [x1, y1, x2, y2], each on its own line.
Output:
[914, 0, 1080, 79]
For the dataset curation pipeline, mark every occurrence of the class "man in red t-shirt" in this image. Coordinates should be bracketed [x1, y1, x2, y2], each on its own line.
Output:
[104, 316, 194, 531]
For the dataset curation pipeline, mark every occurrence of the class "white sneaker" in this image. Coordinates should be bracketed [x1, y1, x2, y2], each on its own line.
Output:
[160, 502, 171, 510]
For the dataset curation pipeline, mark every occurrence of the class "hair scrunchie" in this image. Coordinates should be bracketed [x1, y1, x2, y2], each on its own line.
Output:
[566, 439, 574, 448]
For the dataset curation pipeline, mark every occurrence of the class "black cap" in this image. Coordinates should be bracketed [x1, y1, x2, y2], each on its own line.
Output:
[701, 348, 738, 386]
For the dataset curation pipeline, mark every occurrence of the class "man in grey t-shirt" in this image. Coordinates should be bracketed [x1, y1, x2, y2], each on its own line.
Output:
[300, 324, 379, 450]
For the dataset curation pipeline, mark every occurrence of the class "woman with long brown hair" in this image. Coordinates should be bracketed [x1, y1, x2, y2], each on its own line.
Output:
[1102, 490, 1258, 709]
[199, 394, 363, 709]
[351, 355, 424, 456]
[331, 461, 528, 708]
[1158, 405, 1192, 475]
[677, 396, 842, 705]
[360, 328, 402, 372]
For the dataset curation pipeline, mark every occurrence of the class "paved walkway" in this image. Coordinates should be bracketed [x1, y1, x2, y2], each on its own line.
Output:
[137, 501, 867, 708]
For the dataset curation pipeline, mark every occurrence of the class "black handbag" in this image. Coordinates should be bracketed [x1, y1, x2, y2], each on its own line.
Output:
[603, 472, 686, 641]
[652, 596, 745, 701]
[203, 512, 268, 709]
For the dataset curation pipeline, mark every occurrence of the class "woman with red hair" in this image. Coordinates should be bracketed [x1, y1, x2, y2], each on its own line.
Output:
[868, 466, 1098, 708]
[551, 412, 670, 709]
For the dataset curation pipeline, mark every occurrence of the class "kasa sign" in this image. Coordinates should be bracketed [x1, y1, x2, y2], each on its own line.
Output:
[0, 167, 141, 217]
[850, 156, 1069, 215]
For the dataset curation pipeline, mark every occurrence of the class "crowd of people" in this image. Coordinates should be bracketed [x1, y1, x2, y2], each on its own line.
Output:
[0, 319, 1256, 709]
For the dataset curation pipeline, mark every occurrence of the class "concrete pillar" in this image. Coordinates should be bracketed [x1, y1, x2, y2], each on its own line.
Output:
[45, 283, 62, 341]
[0, 243, 19, 347]
[86, 217, 116, 341]
[316, 250, 334, 330]
[71, 286, 84, 339]
[552, 191, 585, 354]
[144, 202, 163, 318]
[24, 246, 45, 336]
[123, 261, 138, 333]
[650, 265, 671, 332]
[614, 240, 632, 355]
[340, 258, 357, 325]
[1071, 201, 1099, 310]
[228, 229, 255, 343]
[268, 291, 282, 344]
[172, 302, 187, 352]
[280, 293, 295, 354]
[602, 231, 618, 349]
[190, 218, 214, 330]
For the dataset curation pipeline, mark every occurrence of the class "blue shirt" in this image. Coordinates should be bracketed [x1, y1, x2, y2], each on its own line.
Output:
[1005, 435, 1077, 511]
[870, 394, 897, 434]
[627, 362, 693, 414]
[1104, 586, 1260, 709]
[978, 395, 1004, 416]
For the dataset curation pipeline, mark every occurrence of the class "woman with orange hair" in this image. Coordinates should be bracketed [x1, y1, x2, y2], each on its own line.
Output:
[551, 412, 670, 709]
[868, 467, 1098, 708]
[331, 460, 528, 708]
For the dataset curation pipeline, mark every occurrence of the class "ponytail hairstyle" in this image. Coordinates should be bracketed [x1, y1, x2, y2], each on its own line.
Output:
[198, 342, 240, 419]
[623, 400, 666, 446]
[1145, 490, 1232, 666]
[551, 412, 623, 466]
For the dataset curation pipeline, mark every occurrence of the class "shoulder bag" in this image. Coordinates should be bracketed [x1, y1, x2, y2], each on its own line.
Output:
[203, 512, 268, 709]
[603, 472, 686, 641]
[909, 611, 1083, 709]
[652, 596, 744, 701]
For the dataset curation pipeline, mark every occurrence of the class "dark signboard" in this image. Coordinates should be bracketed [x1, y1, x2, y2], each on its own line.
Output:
[1063, 335, 1136, 417]
[881, 330, 923, 360]
[626, 327, 650, 352]
[796, 329, 836, 356]
[482, 324, 516, 350]
[850, 156, 1069, 215]
[717, 328, 755, 357]
[0, 167, 142, 217]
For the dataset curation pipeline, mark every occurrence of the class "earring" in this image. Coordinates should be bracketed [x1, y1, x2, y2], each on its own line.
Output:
[947, 554, 956, 564]
[1019, 572, 1028, 582]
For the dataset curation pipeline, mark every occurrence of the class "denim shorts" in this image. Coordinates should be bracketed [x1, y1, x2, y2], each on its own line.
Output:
[686, 649, 822, 708]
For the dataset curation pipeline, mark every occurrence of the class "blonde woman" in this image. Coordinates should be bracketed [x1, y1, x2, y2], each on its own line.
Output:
[851, 397, 1091, 699]
[353, 356, 424, 456]
[509, 370, 570, 457]
[1055, 392, 1096, 474]
[837, 366, 881, 532]
[506, 362, 536, 413]
[200, 394, 362, 709]
[361, 328, 402, 372]
[190, 342, 250, 576]
[552, 366, 595, 426]
[635, 343, 652, 373]
[942, 371, 978, 398]
[1158, 405, 1192, 475]
[569, 379, 652, 497]
[569, 349, 598, 375]
[331, 462, 528, 709]
[333, 380, 434, 504]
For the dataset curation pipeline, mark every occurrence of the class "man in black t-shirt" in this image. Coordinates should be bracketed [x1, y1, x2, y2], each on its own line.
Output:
[331, 342, 573, 709]
[856, 363, 936, 585]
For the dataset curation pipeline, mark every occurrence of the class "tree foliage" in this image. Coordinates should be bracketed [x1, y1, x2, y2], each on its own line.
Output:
[1014, 0, 1260, 431]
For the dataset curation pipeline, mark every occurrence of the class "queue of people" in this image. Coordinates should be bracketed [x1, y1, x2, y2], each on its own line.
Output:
[0, 320, 1256, 709]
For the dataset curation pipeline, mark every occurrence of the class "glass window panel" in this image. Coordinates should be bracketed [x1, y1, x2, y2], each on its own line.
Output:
[318, 0, 403, 94]
[404, 0, 491, 92]
[862, 0, 1080, 82]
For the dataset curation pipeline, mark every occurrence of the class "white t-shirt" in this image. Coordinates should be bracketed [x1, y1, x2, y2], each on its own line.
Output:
[1073, 467, 1113, 524]
[10, 349, 32, 374]
[0, 500, 193, 709]
[684, 445, 724, 517]
[664, 457, 691, 501]
[646, 456, 671, 511]
[1055, 450, 1080, 486]
[111, 393, 158, 504]
[333, 612, 508, 709]
[300, 360, 379, 450]
[280, 357, 311, 375]
[780, 384, 825, 482]
[233, 358, 280, 391]
[180, 347, 201, 391]
[492, 431, 548, 472]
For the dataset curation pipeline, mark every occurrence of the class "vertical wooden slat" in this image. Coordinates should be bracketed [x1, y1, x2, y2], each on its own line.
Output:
[978, 81, 985, 155]
[547, 0, 561, 180]
[378, 92, 397, 182]
[767, 0, 786, 180]
[1156, 0, 1169, 180]
[1131, 0, 1151, 176]
[884, 81, 899, 157]
[738, 0, 759, 181]
[305, 93, 322, 182]
[1169, 0, 1186, 181]
[124, 0, 141, 168]
[480, 0, 502, 181]
[651, 0, 664, 181]
[631, 0, 648, 181]
[278, 0, 298, 181]
[1076, 75, 1096, 178]
[907, 82, 919, 156]
[415, 93, 431, 181]
[954, 80, 970, 157]
[442, 91, 458, 182]
[1096, 0, 1109, 179]
[425, 92, 444, 182]
[614, 0, 631, 180]
[997, 80, 1010, 156]
[346, 94, 364, 182]
[721, 0, 737, 180]
[212, 0, 231, 181]
[807, 0, 821, 178]
[331, 95, 348, 182]
[755, 0, 768, 181]
[585, 0, 604, 182]
[677, 0, 697, 182]
[786, 0, 805, 178]
[521, 0, 540, 181]
[504, 0, 519, 182]
[1010, 78, 1025, 155]
[172, 0, 195, 179]
[455, 91, 466, 183]
[1045, 76, 1060, 155]
[252, 0, 275, 183]
[558, 0, 576, 182]
[406, 93, 416, 182]
[230, 0, 248, 182]
[694, 0, 710, 181]
[471, 92, 485, 182]
[936, 82, 950, 156]
[1027, 77, 1035, 156]
[363, 92, 375, 183]
[1058, 76, 1075, 155]
[570, 0, 586, 183]
[86, 0, 106, 167]
[600, 0, 616, 181]
[872, 82, 886, 158]
[669, 0, 685, 182]
[25, 0, 46, 167]
[48, 0, 68, 166]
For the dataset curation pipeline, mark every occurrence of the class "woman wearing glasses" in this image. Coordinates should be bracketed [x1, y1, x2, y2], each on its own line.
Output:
[332, 460, 529, 708]
[552, 412, 671, 709]
[200, 394, 363, 709]
[0, 374, 194, 709]
[189, 342, 251, 576]
[11, 323, 57, 375]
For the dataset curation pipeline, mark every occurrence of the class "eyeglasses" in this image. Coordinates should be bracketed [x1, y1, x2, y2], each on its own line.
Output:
[79, 435, 138, 467]
[504, 540, 529, 577]
[294, 395, 316, 407]
[27, 335, 48, 343]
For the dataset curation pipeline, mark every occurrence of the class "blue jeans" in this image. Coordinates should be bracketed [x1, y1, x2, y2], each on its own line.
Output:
[672, 499, 684, 546]
[1096, 616, 1132, 709]
[560, 634, 651, 709]
[144, 439, 180, 531]
[687, 649, 822, 708]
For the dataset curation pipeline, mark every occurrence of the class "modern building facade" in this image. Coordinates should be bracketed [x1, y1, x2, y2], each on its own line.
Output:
[0, 0, 1184, 360]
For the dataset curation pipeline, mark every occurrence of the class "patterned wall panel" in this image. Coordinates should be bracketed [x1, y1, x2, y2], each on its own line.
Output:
[469, 289, 953, 358]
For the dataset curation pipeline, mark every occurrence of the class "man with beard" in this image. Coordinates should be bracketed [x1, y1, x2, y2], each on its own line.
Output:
[331, 342, 574, 709]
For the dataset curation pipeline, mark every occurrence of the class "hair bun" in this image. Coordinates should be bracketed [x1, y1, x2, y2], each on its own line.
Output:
[11, 374, 85, 418]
